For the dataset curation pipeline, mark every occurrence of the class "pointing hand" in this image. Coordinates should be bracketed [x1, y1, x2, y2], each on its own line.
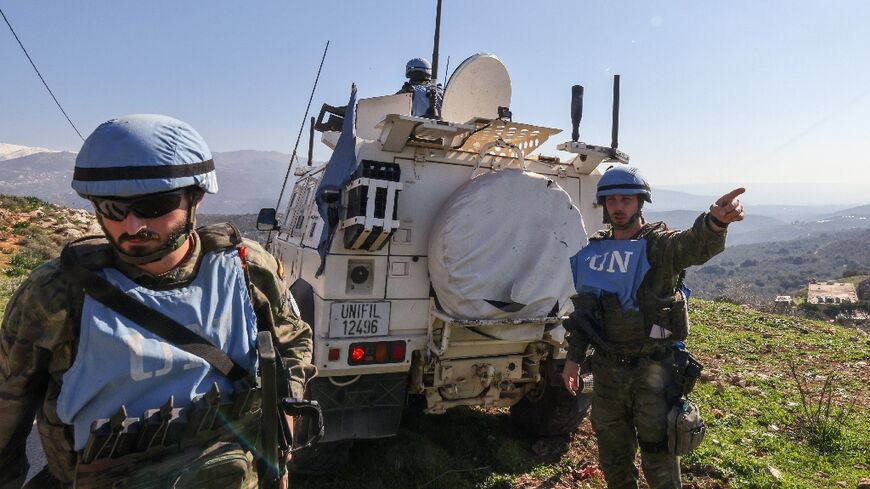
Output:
[709, 187, 746, 226]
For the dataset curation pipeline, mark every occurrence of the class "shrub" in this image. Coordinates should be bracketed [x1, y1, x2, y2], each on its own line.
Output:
[842, 268, 867, 278]
[5, 250, 45, 277]
[786, 361, 855, 453]
[0, 195, 48, 213]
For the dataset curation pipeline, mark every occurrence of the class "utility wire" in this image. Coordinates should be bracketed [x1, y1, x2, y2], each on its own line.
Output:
[1, 8, 85, 141]
[273, 40, 330, 213]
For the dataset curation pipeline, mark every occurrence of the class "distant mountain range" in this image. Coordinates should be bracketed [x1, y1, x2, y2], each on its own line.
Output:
[0, 143, 60, 161]
[1, 144, 868, 244]
[0, 144, 309, 214]
[657, 182, 867, 208]
[645, 206, 870, 246]
[646, 189, 851, 222]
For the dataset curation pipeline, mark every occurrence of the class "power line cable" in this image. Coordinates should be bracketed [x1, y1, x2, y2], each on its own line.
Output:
[274, 40, 330, 213]
[1, 7, 85, 141]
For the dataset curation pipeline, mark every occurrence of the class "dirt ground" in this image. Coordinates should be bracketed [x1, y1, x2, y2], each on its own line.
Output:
[510, 418, 728, 489]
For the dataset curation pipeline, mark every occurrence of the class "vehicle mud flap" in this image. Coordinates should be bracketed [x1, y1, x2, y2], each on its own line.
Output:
[288, 373, 407, 474]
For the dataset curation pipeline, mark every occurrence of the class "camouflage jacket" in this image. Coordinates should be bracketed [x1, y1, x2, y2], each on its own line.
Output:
[565, 212, 726, 360]
[0, 226, 313, 486]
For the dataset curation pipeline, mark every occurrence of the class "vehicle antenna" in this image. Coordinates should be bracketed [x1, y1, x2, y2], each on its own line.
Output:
[431, 0, 442, 81]
[571, 85, 584, 142]
[307, 116, 315, 166]
[610, 74, 620, 152]
[268, 40, 330, 247]
[443, 55, 450, 82]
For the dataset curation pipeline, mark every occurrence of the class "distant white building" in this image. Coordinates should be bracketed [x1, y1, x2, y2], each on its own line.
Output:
[773, 295, 794, 313]
[807, 281, 858, 305]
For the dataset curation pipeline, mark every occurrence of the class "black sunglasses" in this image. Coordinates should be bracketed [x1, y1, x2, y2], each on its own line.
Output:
[91, 189, 185, 221]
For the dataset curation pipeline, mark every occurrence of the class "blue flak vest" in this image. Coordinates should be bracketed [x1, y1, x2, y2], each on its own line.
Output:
[56, 249, 258, 451]
[570, 239, 651, 310]
[409, 83, 443, 117]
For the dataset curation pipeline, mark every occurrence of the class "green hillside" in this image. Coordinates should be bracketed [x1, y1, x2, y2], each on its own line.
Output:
[285, 301, 870, 489]
[686, 228, 870, 306]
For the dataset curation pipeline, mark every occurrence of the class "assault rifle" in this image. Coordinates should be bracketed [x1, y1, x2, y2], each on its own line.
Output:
[257, 332, 324, 489]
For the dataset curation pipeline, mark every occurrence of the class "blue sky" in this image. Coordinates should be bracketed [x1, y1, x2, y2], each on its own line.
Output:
[2, 1, 869, 202]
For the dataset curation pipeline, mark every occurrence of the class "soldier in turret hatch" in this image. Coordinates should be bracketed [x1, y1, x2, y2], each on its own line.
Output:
[397, 57, 443, 118]
[561, 165, 745, 489]
[0, 114, 314, 488]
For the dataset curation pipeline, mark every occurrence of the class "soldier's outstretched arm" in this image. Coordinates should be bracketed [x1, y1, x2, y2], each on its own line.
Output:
[0, 266, 65, 487]
[654, 188, 745, 271]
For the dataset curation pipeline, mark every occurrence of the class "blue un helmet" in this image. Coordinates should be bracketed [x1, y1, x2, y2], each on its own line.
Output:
[73, 114, 218, 198]
[405, 57, 432, 80]
[596, 165, 652, 204]
[72, 114, 218, 264]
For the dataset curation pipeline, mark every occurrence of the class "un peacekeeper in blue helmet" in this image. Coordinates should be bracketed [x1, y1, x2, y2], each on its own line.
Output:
[397, 57, 443, 117]
[0, 114, 313, 488]
[562, 165, 745, 489]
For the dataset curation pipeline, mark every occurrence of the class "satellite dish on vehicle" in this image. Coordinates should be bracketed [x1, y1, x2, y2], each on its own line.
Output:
[441, 53, 511, 123]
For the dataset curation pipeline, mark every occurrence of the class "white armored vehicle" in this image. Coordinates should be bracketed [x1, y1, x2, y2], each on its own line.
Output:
[258, 53, 629, 471]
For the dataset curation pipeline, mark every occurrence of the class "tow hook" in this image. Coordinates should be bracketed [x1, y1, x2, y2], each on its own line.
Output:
[476, 364, 495, 388]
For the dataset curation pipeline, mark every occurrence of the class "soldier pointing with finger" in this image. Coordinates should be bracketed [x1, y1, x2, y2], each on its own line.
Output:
[561, 165, 744, 489]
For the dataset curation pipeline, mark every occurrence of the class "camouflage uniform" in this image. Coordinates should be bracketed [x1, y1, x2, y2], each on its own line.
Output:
[565, 213, 725, 489]
[0, 227, 313, 488]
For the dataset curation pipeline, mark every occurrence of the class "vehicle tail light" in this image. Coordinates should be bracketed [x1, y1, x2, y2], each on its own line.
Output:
[328, 348, 340, 361]
[350, 346, 365, 363]
[348, 340, 407, 365]
[374, 343, 388, 362]
[390, 341, 405, 362]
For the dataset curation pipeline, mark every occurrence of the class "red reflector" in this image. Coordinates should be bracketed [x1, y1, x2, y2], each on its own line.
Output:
[374, 343, 388, 362]
[328, 348, 340, 361]
[351, 346, 365, 362]
[390, 341, 406, 361]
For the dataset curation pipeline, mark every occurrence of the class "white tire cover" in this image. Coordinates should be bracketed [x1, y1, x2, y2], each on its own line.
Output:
[428, 169, 588, 321]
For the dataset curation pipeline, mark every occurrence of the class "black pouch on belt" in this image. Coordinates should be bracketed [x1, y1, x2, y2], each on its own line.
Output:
[673, 349, 703, 397]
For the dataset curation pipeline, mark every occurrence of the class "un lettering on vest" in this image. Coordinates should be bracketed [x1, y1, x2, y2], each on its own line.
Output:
[126, 307, 237, 381]
[586, 250, 634, 273]
[571, 240, 651, 310]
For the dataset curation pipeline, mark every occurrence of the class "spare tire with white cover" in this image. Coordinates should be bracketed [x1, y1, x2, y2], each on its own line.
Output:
[428, 169, 587, 324]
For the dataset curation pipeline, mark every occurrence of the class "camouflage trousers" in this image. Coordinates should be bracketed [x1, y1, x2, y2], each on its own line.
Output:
[590, 352, 681, 489]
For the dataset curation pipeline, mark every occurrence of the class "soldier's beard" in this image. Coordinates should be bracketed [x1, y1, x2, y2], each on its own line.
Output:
[108, 220, 188, 258]
[610, 212, 641, 231]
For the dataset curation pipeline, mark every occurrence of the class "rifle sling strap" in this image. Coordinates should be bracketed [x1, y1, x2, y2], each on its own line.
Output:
[61, 245, 248, 382]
